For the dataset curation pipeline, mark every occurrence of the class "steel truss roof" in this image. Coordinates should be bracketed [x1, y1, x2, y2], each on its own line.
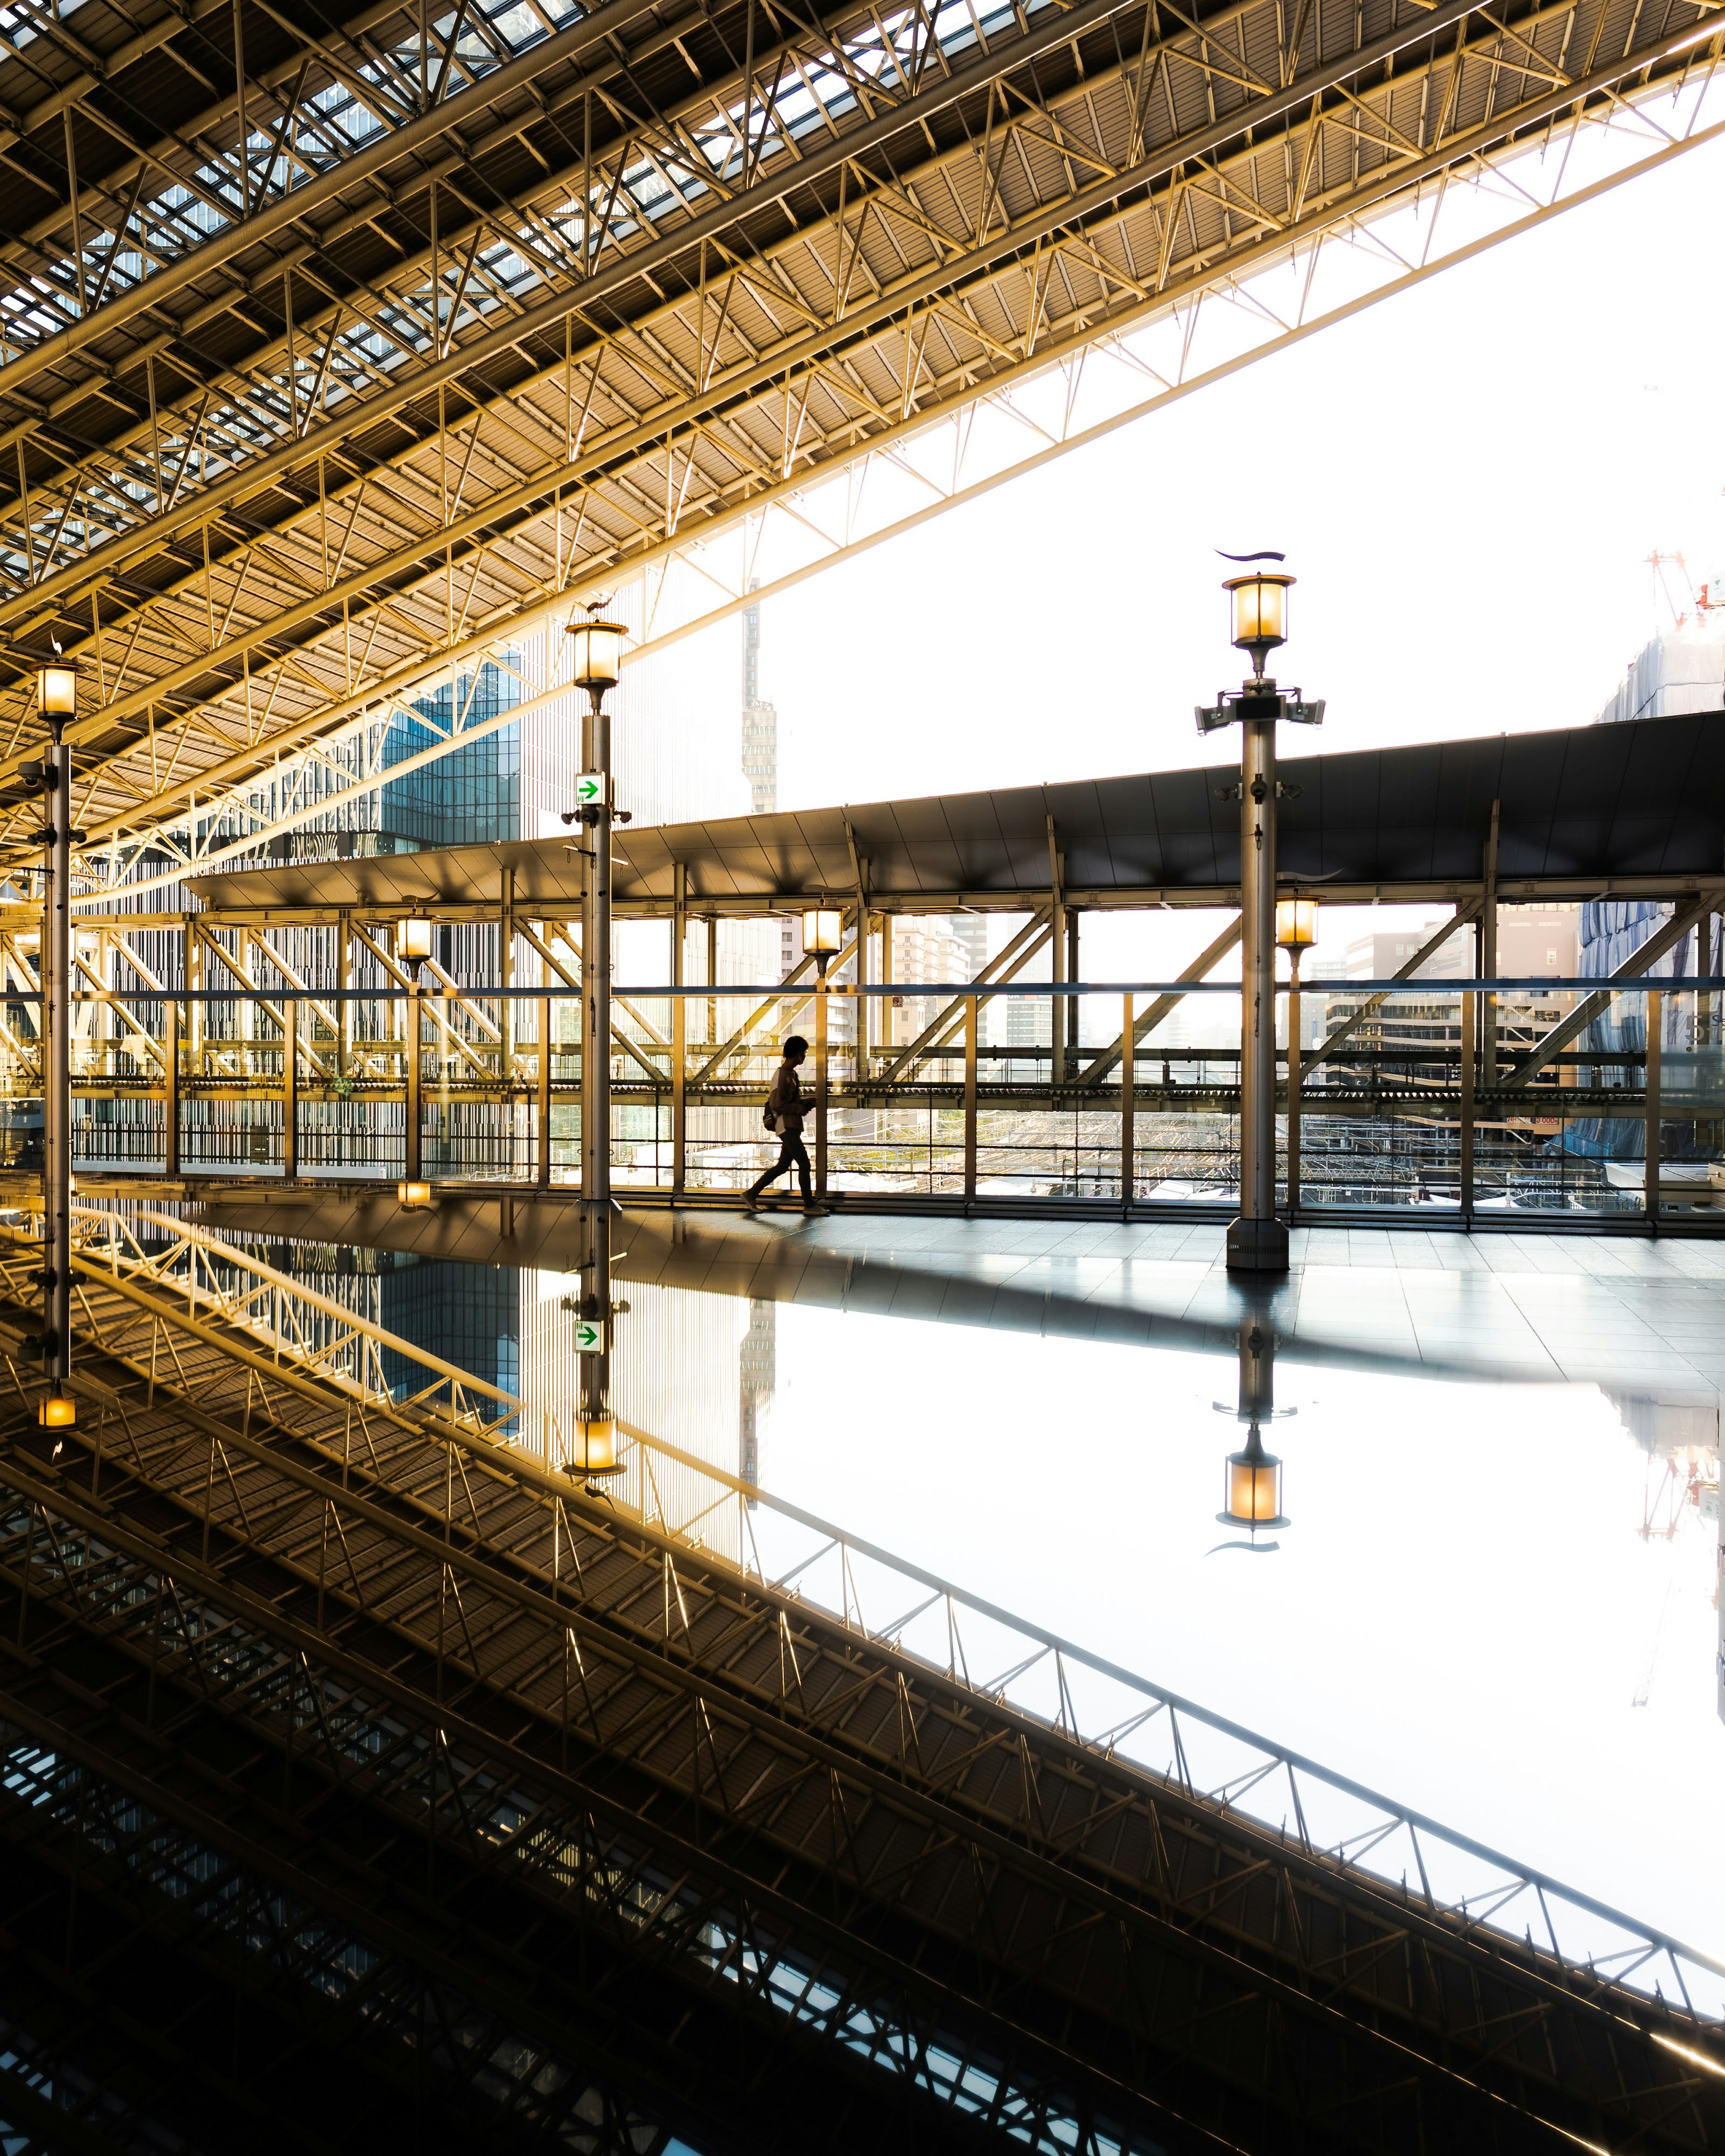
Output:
[0, 1206, 1719, 2150]
[0, 0, 1714, 891]
[184, 709, 1725, 915]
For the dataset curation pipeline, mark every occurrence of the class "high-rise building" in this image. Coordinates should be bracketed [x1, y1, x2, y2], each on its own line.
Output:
[741, 584, 779, 819]
[739, 1298, 775, 1507]
[1571, 621, 1725, 1165]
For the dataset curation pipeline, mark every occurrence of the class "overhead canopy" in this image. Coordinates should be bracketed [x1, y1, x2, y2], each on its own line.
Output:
[186, 711, 1725, 914]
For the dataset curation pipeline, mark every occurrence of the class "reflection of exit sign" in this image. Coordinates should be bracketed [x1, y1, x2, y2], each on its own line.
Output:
[574, 1320, 606, 1354]
[573, 773, 602, 803]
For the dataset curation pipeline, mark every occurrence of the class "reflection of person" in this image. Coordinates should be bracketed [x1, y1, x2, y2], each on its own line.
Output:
[745, 1035, 819, 1212]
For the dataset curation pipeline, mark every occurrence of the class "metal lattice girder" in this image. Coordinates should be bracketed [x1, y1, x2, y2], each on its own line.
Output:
[0, 1220, 1720, 2153]
[0, 0, 1716, 889]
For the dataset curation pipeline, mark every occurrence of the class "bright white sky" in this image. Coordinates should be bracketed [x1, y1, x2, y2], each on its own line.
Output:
[704, 123, 1725, 978]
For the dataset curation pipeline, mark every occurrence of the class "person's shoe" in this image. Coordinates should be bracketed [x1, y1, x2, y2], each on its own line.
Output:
[743, 1192, 761, 1213]
[801, 1202, 829, 1217]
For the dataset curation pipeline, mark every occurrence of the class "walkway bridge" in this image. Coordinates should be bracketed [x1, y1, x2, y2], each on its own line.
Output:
[0, 1202, 1717, 2150]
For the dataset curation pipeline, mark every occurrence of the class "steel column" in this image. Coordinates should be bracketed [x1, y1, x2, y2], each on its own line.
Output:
[963, 994, 978, 1207]
[1646, 986, 1661, 1228]
[1460, 989, 1475, 1223]
[42, 722, 71, 1399]
[1286, 959, 1300, 1215]
[538, 994, 553, 1191]
[405, 987, 422, 1183]
[581, 687, 613, 1427]
[815, 978, 829, 1198]
[282, 997, 298, 1182]
[1227, 718, 1287, 1272]
[1481, 797, 1500, 1089]
[671, 866, 686, 1196]
[164, 998, 180, 1182]
[1119, 990, 1134, 1218]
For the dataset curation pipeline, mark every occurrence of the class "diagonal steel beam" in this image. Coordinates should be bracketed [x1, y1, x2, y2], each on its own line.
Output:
[1498, 890, 1724, 1090]
[1302, 901, 1482, 1075]
[1079, 914, 1243, 1084]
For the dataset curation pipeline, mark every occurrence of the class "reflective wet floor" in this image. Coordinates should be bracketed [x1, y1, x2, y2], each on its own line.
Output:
[201, 1197, 1725, 1978]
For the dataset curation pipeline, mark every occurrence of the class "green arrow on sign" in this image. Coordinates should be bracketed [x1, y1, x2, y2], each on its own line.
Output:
[577, 776, 600, 800]
[576, 1324, 599, 1348]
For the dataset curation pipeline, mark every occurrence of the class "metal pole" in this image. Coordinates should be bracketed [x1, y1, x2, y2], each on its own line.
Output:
[283, 995, 298, 1181]
[671, 888, 686, 1198]
[1119, 988, 1134, 1220]
[1459, 988, 1475, 1224]
[963, 991, 978, 1207]
[165, 996, 180, 1182]
[581, 685, 612, 1430]
[1481, 797, 1500, 1089]
[405, 983, 422, 1182]
[1645, 986, 1661, 1230]
[1286, 954, 1300, 1218]
[537, 992, 552, 1190]
[43, 720, 71, 1398]
[1227, 716, 1287, 1272]
[814, 973, 829, 1197]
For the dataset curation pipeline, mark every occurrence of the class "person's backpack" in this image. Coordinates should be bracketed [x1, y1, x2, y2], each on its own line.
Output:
[762, 1102, 777, 1131]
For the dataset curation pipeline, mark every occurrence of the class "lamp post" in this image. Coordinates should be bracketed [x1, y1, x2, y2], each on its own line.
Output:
[802, 907, 841, 1196]
[35, 654, 78, 1425]
[396, 915, 433, 1206]
[1276, 897, 1317, 1220]
[562, 600, 627, 1459]
[1197, 555, 1324, 1273]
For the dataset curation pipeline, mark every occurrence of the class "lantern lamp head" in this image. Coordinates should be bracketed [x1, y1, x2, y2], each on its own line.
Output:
[397, 1180, 433, 1210]
[1219, 552, 1295, 680]
[567, 600, 627, 694]
[36, 652, 78, 725]
[566, 1414, 626, 1480]
[802, 907, 842, 979]
[38, 1390, 75, 1430]
[1275, 897, 1318, 952]
[1218, 1423, 1289, 1532]
[397, 917, 433, 963]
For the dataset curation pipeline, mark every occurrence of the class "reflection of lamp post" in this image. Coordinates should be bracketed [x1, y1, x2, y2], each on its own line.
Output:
[563, 600, 628, 1449]
[564, 1413, 626, 1485]
[1198, 556, 1324, 1274]
[801, 908, 842, 980]
[36, 654, 77, 1427]
[1276, 897, 1316, 1219]
[1210, 1319, 1292, 1552]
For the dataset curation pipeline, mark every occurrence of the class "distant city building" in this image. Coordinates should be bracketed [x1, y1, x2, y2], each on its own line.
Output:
[741, 586, 779, 818]
[1572, 620, 1725, 1164]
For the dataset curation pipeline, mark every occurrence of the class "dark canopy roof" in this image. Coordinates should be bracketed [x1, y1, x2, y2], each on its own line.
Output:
[187, 711, 1725, 912]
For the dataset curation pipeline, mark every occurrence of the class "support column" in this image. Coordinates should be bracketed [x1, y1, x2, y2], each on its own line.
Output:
[1119, 990, 1134, 1219]
[671, 864, 686, 1197]
[881, 913, 893, 1048]
[580, 686, 613, 1434]
[1286, 959, 1300, 1218]
[1227, 718, 1287, 1272]
[706, 915, 718, 1057]
[282, 997, 298, 1181]
[1048, 817, 1066, 1087]
[1066, 908, 1080, 1059]
[405, 985, 422, 1182]
[43, 723, 72, 1399]
[537, 994, 552, 1190]
[963, 992, 978, 1208]
[1480, 797, 1500, 1089]
[1459, 989, 1475, 1224]
[1645, 986, 1662, 1229]
[165, 997, 180, 1181]
[814, 976, 828, 1197]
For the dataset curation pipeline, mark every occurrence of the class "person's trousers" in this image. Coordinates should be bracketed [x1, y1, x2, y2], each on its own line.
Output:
[747, 1131, 812, 1202]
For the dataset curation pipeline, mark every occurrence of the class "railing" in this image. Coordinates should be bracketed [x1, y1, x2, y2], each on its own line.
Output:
[0, 973, 1718, 1222]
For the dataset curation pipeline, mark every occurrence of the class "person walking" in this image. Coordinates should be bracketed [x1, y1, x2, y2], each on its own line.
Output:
[744, 1035, 823, 1213]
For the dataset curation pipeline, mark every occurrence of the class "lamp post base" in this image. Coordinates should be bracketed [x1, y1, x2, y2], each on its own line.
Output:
[1225, 1215, 1290, 1273]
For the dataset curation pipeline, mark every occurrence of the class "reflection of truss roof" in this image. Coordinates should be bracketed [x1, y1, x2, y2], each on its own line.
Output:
[190, 711, 1725, 912]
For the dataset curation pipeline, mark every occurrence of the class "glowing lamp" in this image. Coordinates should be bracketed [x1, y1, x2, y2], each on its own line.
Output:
[567, 605, 626, 690]
[37, 1391, 75, 1429]
[397, 1180, 433, 1209]
[36, 658, 77, 720]
[397, 917, 433, 962]
[566, 1414, 625, 1480]
[802, 908, 842, 978]
[1218, 1424, 1288, 1530]
[1275, 898, 1317, 951]
[1225, 568, 1293, 659]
